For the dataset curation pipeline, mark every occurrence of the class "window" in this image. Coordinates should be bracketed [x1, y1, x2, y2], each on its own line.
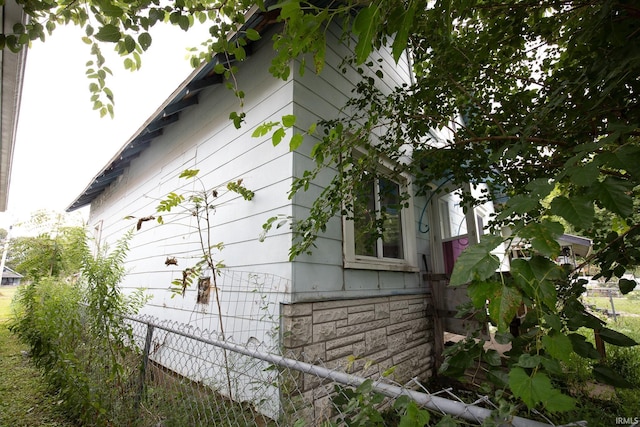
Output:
[437, 189, 470, 274]
[431, 186, 493, 275]
[343, 167, 418, 271]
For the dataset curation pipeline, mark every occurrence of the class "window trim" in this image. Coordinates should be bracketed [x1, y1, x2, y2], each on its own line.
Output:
[342, 159, 419, 272]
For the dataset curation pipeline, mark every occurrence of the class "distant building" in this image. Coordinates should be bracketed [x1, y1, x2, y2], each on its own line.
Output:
[1, 266, 22, 286]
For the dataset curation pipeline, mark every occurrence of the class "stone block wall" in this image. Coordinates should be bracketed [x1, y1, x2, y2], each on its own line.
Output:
[280, 293, 434, 422]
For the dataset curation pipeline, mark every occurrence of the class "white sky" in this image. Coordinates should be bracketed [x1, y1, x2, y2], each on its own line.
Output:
[0, 22, 210, 233]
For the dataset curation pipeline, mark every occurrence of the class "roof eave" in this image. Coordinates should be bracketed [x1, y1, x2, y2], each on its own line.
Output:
[66, 4, 268, 212]
[0, 0, 28, 211]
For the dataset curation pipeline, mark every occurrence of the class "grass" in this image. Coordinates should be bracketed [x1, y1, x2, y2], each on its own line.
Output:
[0, 285, 18, 321]
[584, 294, 640, 316]
[0, 285, 76, 427]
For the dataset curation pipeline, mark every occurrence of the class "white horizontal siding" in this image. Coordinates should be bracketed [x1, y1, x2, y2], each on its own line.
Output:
[289, 23, 425, 301]
[88, 29, 295, 330]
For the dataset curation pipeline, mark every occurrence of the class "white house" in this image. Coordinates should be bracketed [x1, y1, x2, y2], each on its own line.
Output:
[67, 6, 495, 417]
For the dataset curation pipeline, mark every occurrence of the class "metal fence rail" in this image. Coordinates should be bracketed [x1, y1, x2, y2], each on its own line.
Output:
[94, 312, 552, 427]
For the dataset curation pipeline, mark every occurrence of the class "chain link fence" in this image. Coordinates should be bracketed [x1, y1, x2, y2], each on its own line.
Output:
[52, 270, 562, 426]
[113, 313, 552, 427]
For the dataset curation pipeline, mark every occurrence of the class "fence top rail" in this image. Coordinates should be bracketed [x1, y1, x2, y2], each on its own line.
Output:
[124, 312, 552, 427]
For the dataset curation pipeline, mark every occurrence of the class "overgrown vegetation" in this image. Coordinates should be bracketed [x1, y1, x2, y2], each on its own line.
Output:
[4, 0, 640, 420]
[0, 319, 76, 427]
[7, 210, 86, 282]
[9, 233, 148, 426]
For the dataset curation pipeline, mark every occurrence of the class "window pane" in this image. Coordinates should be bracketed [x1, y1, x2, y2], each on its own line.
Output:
[380, 177, 403, 259]
[354, 176, 377, 257]
[438, 190, 467, 239]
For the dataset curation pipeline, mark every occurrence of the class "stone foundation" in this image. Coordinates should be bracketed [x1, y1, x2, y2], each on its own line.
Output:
[280, 293, 435, 422]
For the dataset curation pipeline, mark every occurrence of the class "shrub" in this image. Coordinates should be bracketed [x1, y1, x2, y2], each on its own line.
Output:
[9, 232, 147, 426]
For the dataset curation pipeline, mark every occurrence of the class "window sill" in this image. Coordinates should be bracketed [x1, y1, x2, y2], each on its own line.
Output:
[344, 258, 420, 273]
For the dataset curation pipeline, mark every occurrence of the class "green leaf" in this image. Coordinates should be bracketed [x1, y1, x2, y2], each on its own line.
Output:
[543, 391, 576, 413]
[569, 161, 599, 186]
[516, 354, 542, 368]
[508, 367, 546, 409]
[518, 220, 563, 258]
[483, 349, 502, 366]
[433, 415, 458, 427]
[123, 35, 135, 54]
[486, 369, 509, 387]
[289, 134, 304, 151]
[510, 256, 561, 309]
[281, 114, 296, 127]
[497, 194, 539, 220]
[615, 145, 640, 180]
[593, 365, 633, 388]
[485, 281, 522, 332]
[229, 111, 245, 129]
[95, 24, 121, 43]
[544, 313, 563, 331]
[568, 333, 601, 360]
[245, 28, 260, 41]
[391, 5, 415, 62]
[590, 177, 633, 218]
[178, 169, 200, 179]
[598, 328, 638, 347]
[526, 178, 555, 199]
[251, 122, 278, 138]
[619, 278, 637, 295]
[509, 368, 575, 412]
[542, 332, 573, 363]
[95, 0, 124, 17]
[352, 5, 381, 64]
[550, 196, 594, 230]
[138, 32, 152, 51]
[178, 15, 190, 31]
[234, 46, 246, 61]
[272, 127, 286, 146]
[449, 234, 502, 286]
[398, 400, 430, 427]
[467, 281, 492, 308]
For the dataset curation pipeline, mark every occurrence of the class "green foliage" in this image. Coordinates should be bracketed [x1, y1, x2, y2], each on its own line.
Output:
[131, 169, 254, 401]
[449, 235, 502, 286]
[8, 0, 261, 117]
[11, 0, 640, 418]
[0, 320, 75, 426]
[137, 169, 253, 299]
[8, 232, 146, 426]
[226, 179, 255, 200]
[330, 379, 439, 427]
[8, 211, 87, 282]
[249, 0, 640, 416]
[508, 368, 575, 413]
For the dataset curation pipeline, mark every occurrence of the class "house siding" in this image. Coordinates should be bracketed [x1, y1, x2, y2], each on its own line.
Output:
[289, 24, 429, 301]
[88, 30, 296, 333]
[85, 20, 436, 415]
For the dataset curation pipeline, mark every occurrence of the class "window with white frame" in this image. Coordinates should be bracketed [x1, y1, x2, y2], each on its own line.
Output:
[343, 165, 418, 271]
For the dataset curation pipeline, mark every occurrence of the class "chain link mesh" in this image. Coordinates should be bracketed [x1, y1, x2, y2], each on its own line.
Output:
[64, 270, 556, 426]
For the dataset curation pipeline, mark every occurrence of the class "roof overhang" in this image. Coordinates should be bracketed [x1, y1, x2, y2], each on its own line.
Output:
[0, 0, 27, 211]
[66, 5, 275, 212]
[557, 233, 592, 258]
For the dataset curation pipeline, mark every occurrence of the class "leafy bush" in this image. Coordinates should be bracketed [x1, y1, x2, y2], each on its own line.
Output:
[9, 232, 147, 426]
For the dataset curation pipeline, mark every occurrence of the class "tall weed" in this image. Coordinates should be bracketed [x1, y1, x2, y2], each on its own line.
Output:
[9, 232, 147, 426]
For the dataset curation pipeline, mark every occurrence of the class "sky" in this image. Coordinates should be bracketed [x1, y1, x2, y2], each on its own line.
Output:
[0, 22, 210, 233]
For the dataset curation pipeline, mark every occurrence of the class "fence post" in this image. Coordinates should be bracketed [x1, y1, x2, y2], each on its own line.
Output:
[608, 290, 618, 321]
[135, 323, 154, 411]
